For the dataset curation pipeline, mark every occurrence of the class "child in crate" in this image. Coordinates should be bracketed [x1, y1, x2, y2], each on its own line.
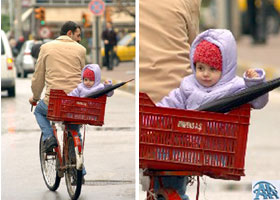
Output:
[157, 29, 268, 109]
[68, 63, 114, 179]
[153, 29, 269, 200]
[68, 63, 114, 98]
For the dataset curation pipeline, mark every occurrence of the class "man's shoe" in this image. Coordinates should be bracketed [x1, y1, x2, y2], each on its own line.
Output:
[43, 136, 58, 152]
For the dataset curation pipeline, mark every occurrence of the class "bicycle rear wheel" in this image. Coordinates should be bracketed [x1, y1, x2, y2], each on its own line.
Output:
[65, 135, 83, 200]
[39, 133, 61, 191]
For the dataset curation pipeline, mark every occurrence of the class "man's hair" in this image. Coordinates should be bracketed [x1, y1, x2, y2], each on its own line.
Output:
[33, 35, 42, 41]
[60, 21, 82, 36]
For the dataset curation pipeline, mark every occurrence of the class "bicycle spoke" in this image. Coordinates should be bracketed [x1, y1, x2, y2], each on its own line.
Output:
[42, 154, 57, 185]
[39, 134, 61, 191]
[65, 135, 82, 200]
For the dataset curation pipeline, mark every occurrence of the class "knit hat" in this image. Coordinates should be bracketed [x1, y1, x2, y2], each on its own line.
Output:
[193, 40, 222, 71]
[83, 68, 95, 81]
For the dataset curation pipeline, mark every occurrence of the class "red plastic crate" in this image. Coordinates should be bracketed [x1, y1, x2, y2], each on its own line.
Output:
[47, 89, 107, 126]
[139, 92, 251, 180]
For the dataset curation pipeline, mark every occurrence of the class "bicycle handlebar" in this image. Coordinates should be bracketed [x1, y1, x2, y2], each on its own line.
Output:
[31, 101, 37, 112]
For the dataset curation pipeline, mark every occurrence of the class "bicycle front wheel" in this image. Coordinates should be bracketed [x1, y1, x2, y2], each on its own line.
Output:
[65, 135, 83, 200]
[39, 133, 61, 191]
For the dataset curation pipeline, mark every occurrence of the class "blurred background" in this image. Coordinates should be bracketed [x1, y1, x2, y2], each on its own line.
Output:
[200, 0, 280, 38]
[1, 0, 135, 79]
[198, 0, 280, 78]
[1, 0, 135, 98]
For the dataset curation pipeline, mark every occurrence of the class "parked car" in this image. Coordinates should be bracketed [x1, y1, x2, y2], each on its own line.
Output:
[15, 40, 36, 78]
[1, 30, 16, 97]
[101, 32, 135, 66]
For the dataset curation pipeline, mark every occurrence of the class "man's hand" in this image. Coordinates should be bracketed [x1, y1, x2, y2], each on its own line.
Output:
[104, 40, 109, 45]
[29, 97, 38, 105]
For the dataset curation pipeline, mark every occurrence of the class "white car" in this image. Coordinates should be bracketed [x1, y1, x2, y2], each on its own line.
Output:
[15, 40, 35, 78]
[1, 30, 16, 97]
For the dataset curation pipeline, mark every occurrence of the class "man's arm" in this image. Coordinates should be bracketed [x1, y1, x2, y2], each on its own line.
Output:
[80, 46, 86, 70]
[31, 45, 46, 101]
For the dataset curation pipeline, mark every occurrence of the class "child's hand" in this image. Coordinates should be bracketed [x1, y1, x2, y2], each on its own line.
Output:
[104, 80, 111, 85]
[246, 69, 260, 79]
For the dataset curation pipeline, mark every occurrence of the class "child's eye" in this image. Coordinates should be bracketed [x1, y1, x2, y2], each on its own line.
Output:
[210, 67, 217, 72]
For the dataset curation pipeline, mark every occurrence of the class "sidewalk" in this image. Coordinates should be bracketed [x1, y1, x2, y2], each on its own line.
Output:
[101, 61, 135, 94]
[237, 33, 280, 79]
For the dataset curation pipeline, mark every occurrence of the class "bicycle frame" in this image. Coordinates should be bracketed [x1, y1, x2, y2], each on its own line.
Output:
[51, 122, 84, 174]
[34, 90, 107, 199]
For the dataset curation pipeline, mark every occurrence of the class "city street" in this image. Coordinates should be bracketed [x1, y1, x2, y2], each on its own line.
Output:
[1, 76, 135, 200]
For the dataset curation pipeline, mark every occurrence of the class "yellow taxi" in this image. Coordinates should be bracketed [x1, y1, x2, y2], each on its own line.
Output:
[102, 32, 135, 65]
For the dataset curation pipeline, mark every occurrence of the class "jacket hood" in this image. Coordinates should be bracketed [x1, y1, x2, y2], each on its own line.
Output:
[81, 64, 101, 87]
[190, 29, 237, 91]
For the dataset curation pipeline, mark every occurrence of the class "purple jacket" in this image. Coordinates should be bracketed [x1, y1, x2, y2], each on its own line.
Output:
[157, 29, 268, 110]
[68, 64, 114, 97]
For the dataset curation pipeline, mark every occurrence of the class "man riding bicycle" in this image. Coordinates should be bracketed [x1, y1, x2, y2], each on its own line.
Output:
[29, 21, 86, 153]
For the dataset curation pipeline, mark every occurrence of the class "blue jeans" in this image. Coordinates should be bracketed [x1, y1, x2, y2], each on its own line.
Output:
[154, 176, 189, 200]
[34, 100, 81, 140]
[34, 100, 86, 175]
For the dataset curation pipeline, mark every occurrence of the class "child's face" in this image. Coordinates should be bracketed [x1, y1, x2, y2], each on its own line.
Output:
[83, 78, 95, 88]
[195, 62, 222, 87]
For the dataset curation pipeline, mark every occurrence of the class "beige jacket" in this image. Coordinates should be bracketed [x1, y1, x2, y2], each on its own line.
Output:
[31, 35, 86, 105]
[139, 0, 201, 103]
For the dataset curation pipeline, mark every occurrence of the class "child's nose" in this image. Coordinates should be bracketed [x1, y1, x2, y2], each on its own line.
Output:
[203, 70, 210, 76]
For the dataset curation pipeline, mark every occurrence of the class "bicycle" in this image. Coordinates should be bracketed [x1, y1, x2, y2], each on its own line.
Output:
[32, 89, 107, 200]
[139, 92, 251, 200]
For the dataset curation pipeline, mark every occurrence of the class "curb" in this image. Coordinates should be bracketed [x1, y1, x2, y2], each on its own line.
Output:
[101, 77, 135, 94]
